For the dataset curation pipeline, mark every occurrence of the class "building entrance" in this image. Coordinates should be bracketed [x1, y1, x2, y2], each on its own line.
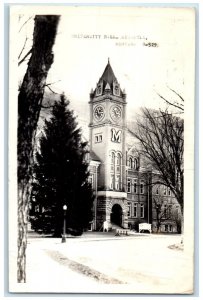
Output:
[110, 204, 123, 227]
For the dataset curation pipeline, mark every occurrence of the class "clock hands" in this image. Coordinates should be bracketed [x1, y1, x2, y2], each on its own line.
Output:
[111, 106, 121, 120]
[94, 105, 104, 121]
[94, 105, 121, 122]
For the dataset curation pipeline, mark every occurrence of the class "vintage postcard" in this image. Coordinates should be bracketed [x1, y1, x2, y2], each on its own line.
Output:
[9, 5, 195, 294]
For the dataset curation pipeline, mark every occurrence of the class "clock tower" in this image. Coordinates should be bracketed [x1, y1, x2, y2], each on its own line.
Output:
[89, 59, 128, 229]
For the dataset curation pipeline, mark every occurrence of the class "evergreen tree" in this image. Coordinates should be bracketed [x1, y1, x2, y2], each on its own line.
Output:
[30, 94, 94, 236]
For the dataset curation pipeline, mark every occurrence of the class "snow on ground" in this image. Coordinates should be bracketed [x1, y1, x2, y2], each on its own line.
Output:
[9, 232, 193, 294]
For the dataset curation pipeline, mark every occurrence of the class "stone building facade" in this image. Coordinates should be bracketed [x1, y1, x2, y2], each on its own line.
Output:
[88, 60, 181, 233]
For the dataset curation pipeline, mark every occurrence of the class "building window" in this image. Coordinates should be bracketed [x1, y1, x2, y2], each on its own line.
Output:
[116, 153, 121, 165]
[111, 152, 115, 164]
[89, 174, 94, 188]
[165, 224, 168, 232]
[168, 205, 172, 219]
[96, 83, 102, 95]
[169, 225, 173, 232]
[116, 166, 120, 172]
[163, 187, 167, 195]
[168, 188, 171, 196]
[115, 175, 120, 191]
[133, 178, 137, 193]
[133, 203, 138, 217]
[128, 157, 133, 169]
[127, 178, 131, 193]
[140, 204, 144, 218]
[127, 202, 131, 217]
[95, 134, 102, 143]
[134, 158, 138, 169]
[140, 180, 144, 194]
[156, 187, 159, 195]
[114, 84, 120, 96]
[111, 152, 115, 172]
[110, 175, 115, 190]
[163, 204, 167, 218]
[116, 153, 121, 173]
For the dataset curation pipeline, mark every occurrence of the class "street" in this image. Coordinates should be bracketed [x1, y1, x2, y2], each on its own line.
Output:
[10, 232, 193, 294]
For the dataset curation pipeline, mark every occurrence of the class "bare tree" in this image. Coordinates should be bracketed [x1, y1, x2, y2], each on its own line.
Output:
[153, 196, 173, 233]
[156, 86, 184, 113]
[17, 15, 60, 283]
[172, 205, 182, 234]
[133, 107, 184, 216]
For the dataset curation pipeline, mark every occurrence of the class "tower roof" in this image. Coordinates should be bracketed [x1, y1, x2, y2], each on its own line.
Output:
[90, 59, 126, 101]
[99, 59, 118, 86]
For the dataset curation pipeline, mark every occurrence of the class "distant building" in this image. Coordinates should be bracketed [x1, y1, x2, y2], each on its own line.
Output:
[88, 60, 181, 233]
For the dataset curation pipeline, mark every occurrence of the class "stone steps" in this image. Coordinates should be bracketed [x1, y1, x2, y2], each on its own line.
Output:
[110, 223, 130, 236]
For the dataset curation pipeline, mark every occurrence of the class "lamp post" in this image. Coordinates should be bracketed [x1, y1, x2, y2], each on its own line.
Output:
[61, 204, 67, 243]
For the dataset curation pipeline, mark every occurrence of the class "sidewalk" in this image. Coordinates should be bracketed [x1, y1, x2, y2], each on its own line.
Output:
[27, 229, 162, 241]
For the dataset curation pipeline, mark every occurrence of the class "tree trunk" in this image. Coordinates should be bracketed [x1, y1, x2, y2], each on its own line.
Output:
[17, 15, 60, 283]
[157, 220, 161, 233]
[17, 182, 30, 282]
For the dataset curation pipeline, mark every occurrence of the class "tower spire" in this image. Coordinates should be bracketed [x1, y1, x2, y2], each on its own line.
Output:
[90, 60, 126, 101]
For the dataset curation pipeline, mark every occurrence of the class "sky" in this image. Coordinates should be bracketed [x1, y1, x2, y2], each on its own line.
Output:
[16, 6, 195, 126]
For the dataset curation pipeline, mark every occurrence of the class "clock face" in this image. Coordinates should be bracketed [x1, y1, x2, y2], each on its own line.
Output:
[94, 105, 105, 121]
[110, 105, 122, 122]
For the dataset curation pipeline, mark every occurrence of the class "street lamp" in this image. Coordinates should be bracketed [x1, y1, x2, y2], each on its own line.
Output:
[61, 204, 67, 243]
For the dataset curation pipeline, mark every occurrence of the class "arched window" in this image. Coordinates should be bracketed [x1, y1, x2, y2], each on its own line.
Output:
[111, 152, 115, 172]
[111, 152, 115, 164]
[140, 180, 144, 194]
[140, 204, 144, 218]
[110, 152, 115, 189]
[110, 175, 115, 190]
[115, 153, 122, 190]
[134, 158, 138, 170]
[115, 175, 120, 191]
[116, 153, 121, 165]
[116, 153, 121, 172]
[128, 157, 133, 169]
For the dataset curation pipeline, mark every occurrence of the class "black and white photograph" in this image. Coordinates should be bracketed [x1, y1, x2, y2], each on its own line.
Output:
[8, 4, 195, 294]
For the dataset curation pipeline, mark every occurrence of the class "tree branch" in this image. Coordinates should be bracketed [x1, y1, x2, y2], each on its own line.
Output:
[18, 37, 28, 60]
[19, 16, 33, 33]
[18, 49, 32, 66]
[156, 92, 184, 111]
[166, 85, 185, 103]
[45, 85, 58, 94]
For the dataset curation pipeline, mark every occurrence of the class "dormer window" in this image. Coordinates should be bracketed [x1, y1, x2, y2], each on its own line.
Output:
[96, 82, 103, 96]
[113, 82, 120, 96]
[127, 155, 139, 170]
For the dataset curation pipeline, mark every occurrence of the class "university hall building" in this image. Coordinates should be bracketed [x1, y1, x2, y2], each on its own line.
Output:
[87, 60, 181, 233]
